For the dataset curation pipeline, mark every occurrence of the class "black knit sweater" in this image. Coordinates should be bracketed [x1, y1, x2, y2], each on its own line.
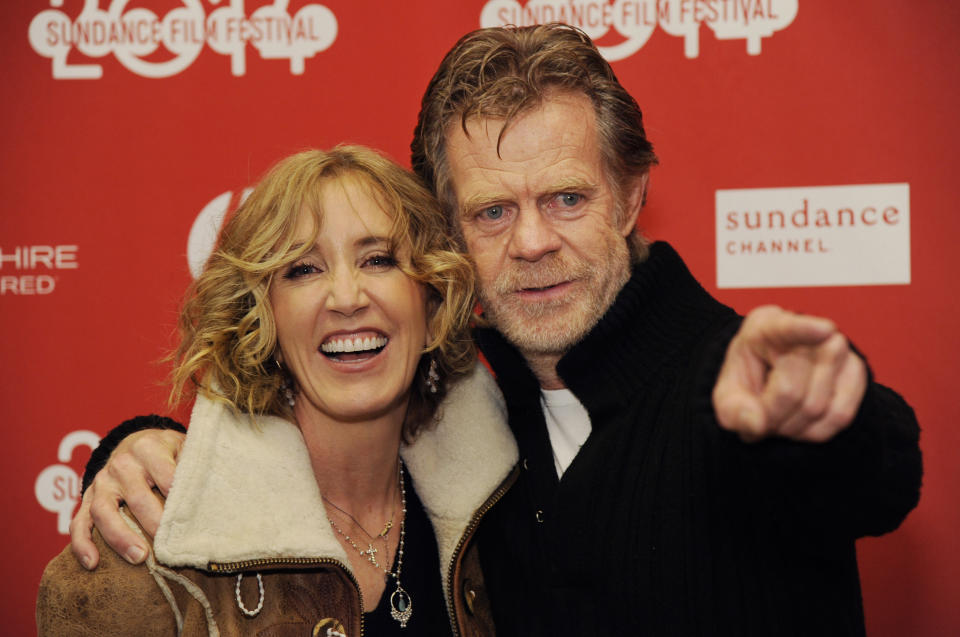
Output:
[474, 242, 922, 637]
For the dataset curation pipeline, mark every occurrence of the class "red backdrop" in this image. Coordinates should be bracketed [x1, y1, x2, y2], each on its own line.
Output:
[4, 1, 958, 634]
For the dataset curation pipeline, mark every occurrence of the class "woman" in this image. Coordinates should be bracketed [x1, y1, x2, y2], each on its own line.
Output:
[37, 146, 518, 636]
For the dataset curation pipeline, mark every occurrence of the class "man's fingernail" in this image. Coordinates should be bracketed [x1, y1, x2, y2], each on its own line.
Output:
[125, 546, 146, 564]
[81, 555, 93, 570]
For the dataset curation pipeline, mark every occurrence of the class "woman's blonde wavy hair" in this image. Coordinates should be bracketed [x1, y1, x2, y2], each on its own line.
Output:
[169, 145, 477, 440]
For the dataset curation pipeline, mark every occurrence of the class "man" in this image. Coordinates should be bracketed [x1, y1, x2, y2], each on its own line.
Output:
[71, 24, 921, 635]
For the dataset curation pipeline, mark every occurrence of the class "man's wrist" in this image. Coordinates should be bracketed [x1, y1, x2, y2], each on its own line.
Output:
[81, 415, 186, 494]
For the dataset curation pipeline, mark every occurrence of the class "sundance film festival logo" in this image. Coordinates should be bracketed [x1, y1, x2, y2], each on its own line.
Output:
[716, 183, 911, 289]
[28, 0, 337, 79]
[480, 0, 797, 60]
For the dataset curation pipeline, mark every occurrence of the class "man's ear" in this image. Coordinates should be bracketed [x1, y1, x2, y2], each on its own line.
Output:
[619, 172, 649, 237]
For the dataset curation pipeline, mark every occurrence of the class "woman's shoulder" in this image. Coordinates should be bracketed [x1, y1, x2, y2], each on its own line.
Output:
[37, 531, 178, 636]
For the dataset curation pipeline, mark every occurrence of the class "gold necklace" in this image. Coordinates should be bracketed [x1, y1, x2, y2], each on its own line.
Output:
[323, 494, 394, 541]
[325, 461, 412, 628]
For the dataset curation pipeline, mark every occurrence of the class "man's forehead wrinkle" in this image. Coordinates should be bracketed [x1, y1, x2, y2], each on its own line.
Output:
[457, 140, 598, 191]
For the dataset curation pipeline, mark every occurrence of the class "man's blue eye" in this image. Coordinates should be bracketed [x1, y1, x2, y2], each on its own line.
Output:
[559, 193, 581, 206]
[483, 206, 504, 220]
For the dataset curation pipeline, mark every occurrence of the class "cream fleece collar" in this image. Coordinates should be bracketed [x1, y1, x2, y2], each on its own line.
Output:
[153, 362, 518, 581]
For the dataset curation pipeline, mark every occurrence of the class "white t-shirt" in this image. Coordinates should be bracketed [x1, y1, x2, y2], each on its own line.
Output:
[540, 388, 592, 477]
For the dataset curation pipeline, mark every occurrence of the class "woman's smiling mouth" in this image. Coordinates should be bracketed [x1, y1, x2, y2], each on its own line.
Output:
[319, 332, 389, 362]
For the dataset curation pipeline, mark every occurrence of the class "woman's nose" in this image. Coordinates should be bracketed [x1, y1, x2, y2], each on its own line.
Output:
[325, 268, 368, 315]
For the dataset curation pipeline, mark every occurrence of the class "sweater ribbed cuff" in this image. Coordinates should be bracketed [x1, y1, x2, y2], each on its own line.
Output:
[81, 415, 186, 494]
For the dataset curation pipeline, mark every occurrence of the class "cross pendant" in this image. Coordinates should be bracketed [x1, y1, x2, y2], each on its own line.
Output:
[362, 544, 379, 566]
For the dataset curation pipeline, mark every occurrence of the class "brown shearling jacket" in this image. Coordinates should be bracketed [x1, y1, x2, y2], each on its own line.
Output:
[38, 363, 518, 637]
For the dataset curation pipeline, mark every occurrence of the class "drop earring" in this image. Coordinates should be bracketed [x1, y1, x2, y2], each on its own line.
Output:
[275, 359, 295, 407]
[425, 358, 440, 394]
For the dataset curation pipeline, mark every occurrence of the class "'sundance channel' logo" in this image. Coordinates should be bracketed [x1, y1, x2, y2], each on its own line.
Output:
[28, 0, 337, 79]
[481, 0, 798, 60]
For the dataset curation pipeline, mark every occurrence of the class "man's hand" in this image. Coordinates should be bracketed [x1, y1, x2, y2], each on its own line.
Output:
[712, 305, 868, 443]
[70, 428, 185, 569]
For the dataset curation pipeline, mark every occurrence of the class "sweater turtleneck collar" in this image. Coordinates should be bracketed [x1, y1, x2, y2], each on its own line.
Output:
[476, 242, 737, 428]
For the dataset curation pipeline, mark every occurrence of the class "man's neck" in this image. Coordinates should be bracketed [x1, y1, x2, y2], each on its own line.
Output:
[524, 351, 567, 390]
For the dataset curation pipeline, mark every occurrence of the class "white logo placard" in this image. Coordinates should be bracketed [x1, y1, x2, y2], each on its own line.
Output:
[716, 183, 911, 289]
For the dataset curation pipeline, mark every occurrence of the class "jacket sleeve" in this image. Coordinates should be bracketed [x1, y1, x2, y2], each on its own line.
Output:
[829, 378, 923, 537]
[698, 319, 923, 541]
[82, 415, 187, 494]
[37, 533, 179, 636]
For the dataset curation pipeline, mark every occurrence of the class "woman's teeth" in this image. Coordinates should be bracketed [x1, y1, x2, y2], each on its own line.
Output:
[320, 335, 388, 354]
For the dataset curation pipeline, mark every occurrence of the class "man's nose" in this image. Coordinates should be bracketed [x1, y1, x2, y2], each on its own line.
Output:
[507, 208, 562, 261]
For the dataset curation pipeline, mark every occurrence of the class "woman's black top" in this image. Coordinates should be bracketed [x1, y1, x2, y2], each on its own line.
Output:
[363, 468, 454, 636]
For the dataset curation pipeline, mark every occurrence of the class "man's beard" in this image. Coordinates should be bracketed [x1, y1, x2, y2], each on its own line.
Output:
[478, 243, 631, 358]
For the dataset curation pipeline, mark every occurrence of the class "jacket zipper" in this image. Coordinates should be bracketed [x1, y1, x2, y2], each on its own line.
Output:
[445, 464, 521, 637]
[209, 557, 365, 636]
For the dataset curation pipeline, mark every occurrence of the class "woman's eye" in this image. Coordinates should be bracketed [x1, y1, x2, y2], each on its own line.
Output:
[365, 254, 397, 268]
[284, 262, 319, 279]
